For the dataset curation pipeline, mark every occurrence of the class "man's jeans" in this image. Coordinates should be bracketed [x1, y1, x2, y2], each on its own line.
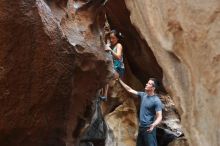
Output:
[136, 127, 157, 146]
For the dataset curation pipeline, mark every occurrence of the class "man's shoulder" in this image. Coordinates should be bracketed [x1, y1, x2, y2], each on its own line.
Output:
[153, 95, 163, 107]
[154, 94, 160, 99]
[153, 95, 161, 101]
[137, 91, 147, 98]
[137, 91, 146, 96]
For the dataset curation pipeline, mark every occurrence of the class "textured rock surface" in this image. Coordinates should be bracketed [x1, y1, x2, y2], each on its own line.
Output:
[124, 1, 220, 146]
[168, 138, 188, 146]
[102, 81, 138, 146]
[0, 0, 111, 146]
[157, 95, 186, 146]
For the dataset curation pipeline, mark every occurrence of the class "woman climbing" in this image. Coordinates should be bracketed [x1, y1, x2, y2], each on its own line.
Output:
[105, 30, 125, 80]
[100, 30, 125, 101]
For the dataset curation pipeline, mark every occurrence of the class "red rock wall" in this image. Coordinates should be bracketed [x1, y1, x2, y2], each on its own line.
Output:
[0, 0, 111, 145]
[124, 0, 220, 146]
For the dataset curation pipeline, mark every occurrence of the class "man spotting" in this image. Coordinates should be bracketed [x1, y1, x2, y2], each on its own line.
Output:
[119, 78, 163, 146]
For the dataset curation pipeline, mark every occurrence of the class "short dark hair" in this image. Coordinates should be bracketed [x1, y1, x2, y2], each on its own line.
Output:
[149, 78, 159, 90]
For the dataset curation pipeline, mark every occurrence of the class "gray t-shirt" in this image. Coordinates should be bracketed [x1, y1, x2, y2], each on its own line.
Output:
[137, 92, 163, 127]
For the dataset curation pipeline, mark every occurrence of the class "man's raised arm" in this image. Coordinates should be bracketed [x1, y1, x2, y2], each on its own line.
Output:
[119, 79, 138, 96]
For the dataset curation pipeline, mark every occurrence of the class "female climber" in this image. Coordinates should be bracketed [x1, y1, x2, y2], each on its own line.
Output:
[100, 30, 125, 101]
[105, 30, 125, 80]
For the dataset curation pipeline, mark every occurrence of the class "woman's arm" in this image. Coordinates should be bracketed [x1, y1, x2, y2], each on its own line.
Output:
[106, 43, 123, 60]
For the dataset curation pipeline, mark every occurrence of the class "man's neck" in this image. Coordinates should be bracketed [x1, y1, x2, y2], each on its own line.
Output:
[146, 91, 155, 96]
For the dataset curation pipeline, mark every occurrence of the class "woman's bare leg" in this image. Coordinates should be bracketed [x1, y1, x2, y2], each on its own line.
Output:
[104, 84, 109, 98]
[100, 84, 108, 101]
[114, 71, 120, 80]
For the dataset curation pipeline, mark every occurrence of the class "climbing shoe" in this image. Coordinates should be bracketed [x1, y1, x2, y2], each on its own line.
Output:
[99, 96, 107, 101]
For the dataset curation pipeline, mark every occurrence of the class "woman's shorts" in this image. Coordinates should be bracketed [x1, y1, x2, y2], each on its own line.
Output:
[115, 67, 125, 78]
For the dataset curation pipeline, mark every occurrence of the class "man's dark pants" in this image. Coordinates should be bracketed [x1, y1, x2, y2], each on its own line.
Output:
[136, 127, 157, 146]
